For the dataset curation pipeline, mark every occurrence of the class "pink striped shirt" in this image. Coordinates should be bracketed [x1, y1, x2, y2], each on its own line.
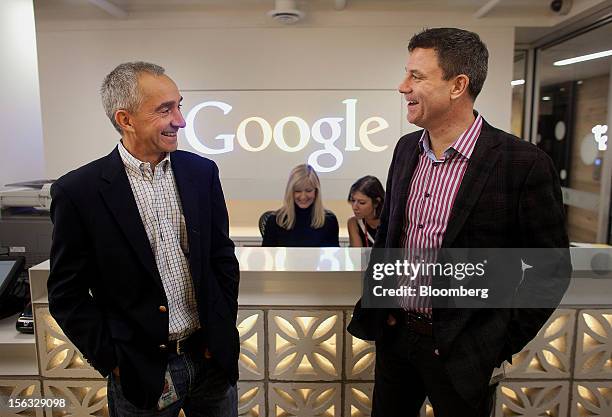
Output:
[401, 114, 483, 314]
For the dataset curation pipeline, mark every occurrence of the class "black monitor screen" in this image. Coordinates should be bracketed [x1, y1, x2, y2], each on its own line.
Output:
[0, 260, 18, 291]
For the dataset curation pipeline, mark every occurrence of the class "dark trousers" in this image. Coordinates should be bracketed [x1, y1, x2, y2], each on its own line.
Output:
[372, 324, 496, 417]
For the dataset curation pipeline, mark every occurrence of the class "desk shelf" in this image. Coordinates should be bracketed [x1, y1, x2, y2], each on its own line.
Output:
[0, 314, 37, 376]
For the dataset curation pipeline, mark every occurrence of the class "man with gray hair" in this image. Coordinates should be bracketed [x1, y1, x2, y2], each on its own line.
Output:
[47, 62, 240, 416]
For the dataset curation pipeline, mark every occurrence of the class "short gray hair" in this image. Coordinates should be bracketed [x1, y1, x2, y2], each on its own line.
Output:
[100, 62, 165, 133]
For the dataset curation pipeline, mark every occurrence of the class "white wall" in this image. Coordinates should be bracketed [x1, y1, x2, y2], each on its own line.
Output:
[35, 11, 514, 200]
[0, 0, 45, 186]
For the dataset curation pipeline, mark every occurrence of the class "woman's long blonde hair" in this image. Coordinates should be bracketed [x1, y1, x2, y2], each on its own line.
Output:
[276, 164, 326, 230]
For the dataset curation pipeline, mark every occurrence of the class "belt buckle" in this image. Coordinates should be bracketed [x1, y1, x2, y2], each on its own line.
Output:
[176, 335, 189, 355]
[409, 312, 429, 324]
[405, 312, 432, 336]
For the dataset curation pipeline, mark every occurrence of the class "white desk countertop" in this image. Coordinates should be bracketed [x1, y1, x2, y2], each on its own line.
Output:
[27, 247, 612, 306]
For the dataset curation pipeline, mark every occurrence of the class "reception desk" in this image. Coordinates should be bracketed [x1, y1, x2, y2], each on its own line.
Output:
[0, 247, 611, 417]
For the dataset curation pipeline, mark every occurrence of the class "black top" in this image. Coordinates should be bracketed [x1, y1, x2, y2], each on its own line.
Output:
[356, 218, 378, 247]
[261, 205, 340, 247]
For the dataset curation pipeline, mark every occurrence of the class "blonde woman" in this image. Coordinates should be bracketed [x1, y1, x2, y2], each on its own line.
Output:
[262, 164, 339, 247]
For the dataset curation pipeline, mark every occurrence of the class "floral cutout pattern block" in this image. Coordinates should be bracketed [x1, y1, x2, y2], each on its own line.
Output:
[238, 382, 265, 417]
[43, 380, 108, 417]
[268, 383, 341, 417]
[495, 381, 569, 417]
[575, 309, 612, 378]
[505, 309, 575, 379]
[343, 383, 373, 417]
[35, 306, 101, 378]
[345, 311, 375, 380]
[571, 381, 612, 417]
[238, 310, 265, 380]
[0, 380, 43, 417]
[268, 311, 343, 380]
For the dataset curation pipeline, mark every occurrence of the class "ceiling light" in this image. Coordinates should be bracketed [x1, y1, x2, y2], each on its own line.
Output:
[511, 79, 525, 86]
[542, 96, 551, 101]
[553, 49, 612, 66]
[268, 0, 304, 24]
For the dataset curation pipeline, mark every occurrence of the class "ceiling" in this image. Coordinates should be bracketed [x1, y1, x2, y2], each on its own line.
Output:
[513, 22, 611, 86]
[34, 0, 563, 11]
[33, 0, 612, 86]
[33, 0, 604, 23]
[539, 22, 612, 85]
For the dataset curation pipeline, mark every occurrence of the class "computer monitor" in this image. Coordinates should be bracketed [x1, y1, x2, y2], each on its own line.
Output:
[0, 260, 19, 291]
[0, 257, 25, 318]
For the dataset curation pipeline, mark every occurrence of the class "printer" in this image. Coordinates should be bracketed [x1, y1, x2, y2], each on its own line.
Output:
[0, 180, 54, 269]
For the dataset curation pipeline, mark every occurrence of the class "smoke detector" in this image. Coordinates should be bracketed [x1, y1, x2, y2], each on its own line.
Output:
[268, 0, 304, 24]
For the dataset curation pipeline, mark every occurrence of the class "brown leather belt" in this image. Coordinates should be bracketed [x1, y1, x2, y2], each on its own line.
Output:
[402, 311, 433, 336]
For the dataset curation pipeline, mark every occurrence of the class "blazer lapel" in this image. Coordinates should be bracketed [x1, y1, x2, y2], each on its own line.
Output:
[441, 121, 502, 247]
[99, 148, 164, 290]
[171, 152, 202, 284]
[388, 136, 421, 247]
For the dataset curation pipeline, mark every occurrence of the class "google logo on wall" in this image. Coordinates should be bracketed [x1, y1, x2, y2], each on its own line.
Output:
[184, 99, 390, 173]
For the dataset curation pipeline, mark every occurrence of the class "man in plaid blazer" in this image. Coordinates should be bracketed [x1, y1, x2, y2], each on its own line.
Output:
[348, 28, 571, 417]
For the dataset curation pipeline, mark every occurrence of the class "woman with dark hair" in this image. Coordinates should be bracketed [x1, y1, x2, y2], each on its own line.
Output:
[347, 175, 385, 247]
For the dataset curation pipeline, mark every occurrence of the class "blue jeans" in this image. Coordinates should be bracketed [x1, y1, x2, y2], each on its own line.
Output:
[107, 351, 237, 417]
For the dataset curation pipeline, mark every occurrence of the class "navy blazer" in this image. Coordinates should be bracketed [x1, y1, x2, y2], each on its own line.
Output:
[348, 120, 571, 404]
[47, 148, 239, 408]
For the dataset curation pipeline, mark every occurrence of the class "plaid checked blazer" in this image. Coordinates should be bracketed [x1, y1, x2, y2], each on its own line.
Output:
[348, 119, 571, 404]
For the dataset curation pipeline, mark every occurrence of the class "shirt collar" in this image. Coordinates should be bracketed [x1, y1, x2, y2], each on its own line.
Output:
[117, 141, 171, 176]
[418, 112, 483, 161]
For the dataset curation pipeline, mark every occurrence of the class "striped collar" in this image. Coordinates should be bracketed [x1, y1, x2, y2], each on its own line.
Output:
[419, 113, 483, 161]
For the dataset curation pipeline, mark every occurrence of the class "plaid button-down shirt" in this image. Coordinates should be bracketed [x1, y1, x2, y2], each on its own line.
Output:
[118, 142, 200, 340]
